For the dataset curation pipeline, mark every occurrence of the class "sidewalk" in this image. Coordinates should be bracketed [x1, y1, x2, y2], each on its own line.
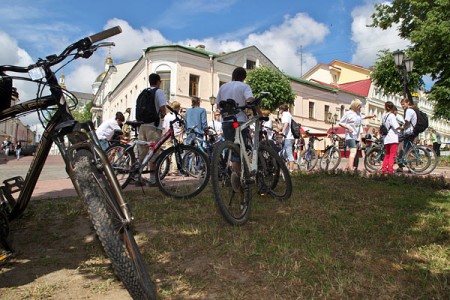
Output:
[0, 155, 143, 200]
[0, 154, 448, 200]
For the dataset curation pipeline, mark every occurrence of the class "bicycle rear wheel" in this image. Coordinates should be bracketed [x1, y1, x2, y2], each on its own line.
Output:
[155, 144, 210, 198]
[72, 149, 156, 299]
[296, 148, 318, 171]
[257, 144, 292, 200]
[319, 146, 341, 171]
[105, 144, 135, 189]
[211, 141, 252, 226]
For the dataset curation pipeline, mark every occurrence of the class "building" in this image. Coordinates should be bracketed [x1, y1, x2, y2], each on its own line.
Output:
[91, 45, 369, 150]
[303, 60, 450, 147]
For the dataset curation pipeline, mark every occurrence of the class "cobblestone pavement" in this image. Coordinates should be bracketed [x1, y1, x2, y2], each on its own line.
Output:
[0, 154, 448, 200]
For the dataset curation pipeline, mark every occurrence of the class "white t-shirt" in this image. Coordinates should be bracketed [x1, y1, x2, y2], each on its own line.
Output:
[262, 118, 273, 140]
[96, 119, 121, 141]
[163, 112, 182, 135]
[403, 108, 417, 136]
[339, 111, 364, 141]
[215, 81, 253, 123]
[382, 113, 400, 145]
[208, 119, 222, 134]
[281, 111, 294, 140]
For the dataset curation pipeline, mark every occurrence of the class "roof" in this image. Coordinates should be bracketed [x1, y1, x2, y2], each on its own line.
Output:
[309, 78, 372, 97]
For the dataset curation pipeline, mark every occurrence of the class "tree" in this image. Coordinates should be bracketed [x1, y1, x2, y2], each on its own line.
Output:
[370, 0, 450, 119]
[370, 49, 423, 98]
[246, 66, 295, 112]
[72, 101, 93, 122]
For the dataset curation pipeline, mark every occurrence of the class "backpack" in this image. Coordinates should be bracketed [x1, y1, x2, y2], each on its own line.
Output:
[379, 113, 390, 136]
[290, 119, 301, 139]
[135, 88, 159, 126]
[411, 108, 428, 136]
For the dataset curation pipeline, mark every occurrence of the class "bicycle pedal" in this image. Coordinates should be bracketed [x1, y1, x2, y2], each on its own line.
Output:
[1, 176, 24, 205]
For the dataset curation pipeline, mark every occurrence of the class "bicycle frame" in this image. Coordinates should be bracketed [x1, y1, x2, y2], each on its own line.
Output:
[234, 115, 263, 177]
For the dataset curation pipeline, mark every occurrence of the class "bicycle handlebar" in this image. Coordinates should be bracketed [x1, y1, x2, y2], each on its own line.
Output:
[88, 26, 122, 43]
[235, 92, 270, 110]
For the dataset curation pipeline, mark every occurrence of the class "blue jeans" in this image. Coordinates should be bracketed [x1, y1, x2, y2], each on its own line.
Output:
[99, 139, 109, 150]
[284, 139, 295, 162]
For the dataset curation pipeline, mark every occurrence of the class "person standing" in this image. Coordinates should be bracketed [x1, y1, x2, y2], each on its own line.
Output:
[95, 112, 125, 150]
[278, 104, 296, 172]
[431, 129, 441, 157]
[2, 137, 11, 161]
[15, 140, 22, 160]
[184, 97, 208, 144]
[208, 110, 223, 137]
[397, 97, 417, 172]
[135, 73, 167, 185]
[381, 101, 400, 174]
[338, 99, 375, 171]
[163, 101, 183, 140]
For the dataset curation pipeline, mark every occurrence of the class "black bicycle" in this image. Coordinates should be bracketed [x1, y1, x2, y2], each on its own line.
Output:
[0, 27, 156, 299]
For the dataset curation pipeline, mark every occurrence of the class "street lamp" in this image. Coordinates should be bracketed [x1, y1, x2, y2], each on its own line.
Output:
[209, 96, 216, 129]
[393, 50, 414, 102]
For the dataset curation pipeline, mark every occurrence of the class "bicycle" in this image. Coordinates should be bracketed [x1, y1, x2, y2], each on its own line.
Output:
[294, 130, 321, 171]
[106, 106, 210, 198]
[211, 93, 292, 226]
[0, 27, 156, 299]
[364, 137, 437, 175]
[185, 125, 223, 162]
[319, 132, 343, 171]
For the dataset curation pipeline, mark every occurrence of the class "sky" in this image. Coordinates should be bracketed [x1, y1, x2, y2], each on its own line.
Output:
[0, 0, 411, 127]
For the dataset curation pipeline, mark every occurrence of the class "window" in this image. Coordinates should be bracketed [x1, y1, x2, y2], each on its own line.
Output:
[340, 105, 345, 118]
[309, 102, 315, 119]
[246, 59, 256, 70]
[158, 71, 171, 98]
[189, 74, 200, 97]
[324, 105, 329, 122]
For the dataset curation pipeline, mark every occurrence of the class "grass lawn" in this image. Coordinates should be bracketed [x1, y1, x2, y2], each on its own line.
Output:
[1, 172, 449, 299]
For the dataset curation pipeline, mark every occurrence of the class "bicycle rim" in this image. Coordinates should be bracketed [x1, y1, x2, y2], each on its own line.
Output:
[106, 144, 134, 189]
[364, 147, 383, 172]
[72, 149, 156, 299]
[211, 141, 251, 226]
[405, 146, 431, 174]
[320, 147, 341, 171]
[156, 145, 210, 198]
[258, 144, 292, 200]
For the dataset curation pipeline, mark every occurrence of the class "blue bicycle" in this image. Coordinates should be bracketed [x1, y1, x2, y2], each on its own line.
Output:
[295, 130, 321, 171]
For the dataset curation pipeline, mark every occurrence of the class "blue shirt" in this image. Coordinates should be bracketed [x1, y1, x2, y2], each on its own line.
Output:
[185, 106, 207, 134]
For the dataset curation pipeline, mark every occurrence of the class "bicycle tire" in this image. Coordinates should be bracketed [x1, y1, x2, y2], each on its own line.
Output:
[105, 144, 135, 189]
[364, 146, 384, 173]
[257, 143, 292, 200]
[155, 144, 210, 199]
[404, 145, 431, 175]
[296, 148, 318, 171]
[319, 146, 341, 171]
[72, 149, 156, 299]
[424, 146, 439, 175]
[211, 141, 252, 226]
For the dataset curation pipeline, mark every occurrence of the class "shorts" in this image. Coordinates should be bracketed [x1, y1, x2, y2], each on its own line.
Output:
[346, 139, 358, 149]
[138, 124, 162, 163]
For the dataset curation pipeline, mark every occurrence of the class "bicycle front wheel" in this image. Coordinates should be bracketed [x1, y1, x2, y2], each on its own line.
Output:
[257, 143, 292, 200]
[319, 146, 341, 171]
[105, 144, 135, 189]
[364, 146, 383, 173]
[155, 144, 210, 198]
[211, 141, 252, 226]
[72, 149, 156, 299]
[296, 148, 318, 171]
[405, 145, 431, 174]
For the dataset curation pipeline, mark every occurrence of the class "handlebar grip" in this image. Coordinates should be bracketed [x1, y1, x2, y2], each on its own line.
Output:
[88, 26, 122, 43]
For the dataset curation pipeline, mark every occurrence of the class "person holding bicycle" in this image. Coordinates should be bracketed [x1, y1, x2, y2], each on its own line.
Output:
[397, 97, 417, 172]
[278, 104, 296, 172]
[95, 111, 125, 150]
[136, 73, 167, 185]
[185, 97, 208, 144]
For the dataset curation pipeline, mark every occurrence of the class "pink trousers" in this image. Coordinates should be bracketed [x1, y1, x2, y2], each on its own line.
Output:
[382, 143, 399, 174]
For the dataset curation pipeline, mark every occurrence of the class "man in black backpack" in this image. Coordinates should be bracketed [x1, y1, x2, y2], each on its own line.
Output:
[135, 73, 167, 185]
[397, 97, 417, 172]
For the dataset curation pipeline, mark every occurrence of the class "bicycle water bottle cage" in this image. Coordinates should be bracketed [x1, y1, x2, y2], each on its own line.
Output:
[219, 99, 238, 120]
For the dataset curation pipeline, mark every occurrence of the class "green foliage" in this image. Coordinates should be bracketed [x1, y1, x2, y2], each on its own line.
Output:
[371, 0, 450, 119]
[72, 101, 93, 122]
[370, 50, 423, 98]
[246, 66, 295, 112]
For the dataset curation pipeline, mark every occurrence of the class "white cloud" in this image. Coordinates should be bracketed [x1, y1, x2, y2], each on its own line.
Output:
[350, 3, 410, 67]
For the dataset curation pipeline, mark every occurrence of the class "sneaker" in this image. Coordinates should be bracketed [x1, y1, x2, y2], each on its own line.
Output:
[147, 177, 157, 187]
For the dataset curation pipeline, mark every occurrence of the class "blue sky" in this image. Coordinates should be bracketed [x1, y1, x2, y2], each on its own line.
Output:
[1, 0, 411, 123]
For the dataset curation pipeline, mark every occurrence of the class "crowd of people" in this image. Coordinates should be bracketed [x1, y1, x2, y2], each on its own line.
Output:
[2, 137, 22, 161]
